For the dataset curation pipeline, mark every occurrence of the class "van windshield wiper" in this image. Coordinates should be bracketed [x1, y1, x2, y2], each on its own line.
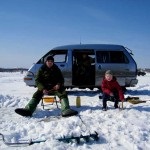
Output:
[125, 47, 134, 55]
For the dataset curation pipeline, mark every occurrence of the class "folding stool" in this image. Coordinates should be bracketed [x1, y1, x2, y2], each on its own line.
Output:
[41, 95, 60, 109]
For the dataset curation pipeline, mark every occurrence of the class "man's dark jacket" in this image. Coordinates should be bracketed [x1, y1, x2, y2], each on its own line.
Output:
[35, 64, 64, 91]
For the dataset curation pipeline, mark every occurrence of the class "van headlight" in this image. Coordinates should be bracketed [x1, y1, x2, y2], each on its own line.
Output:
[24, 71, 34, 81]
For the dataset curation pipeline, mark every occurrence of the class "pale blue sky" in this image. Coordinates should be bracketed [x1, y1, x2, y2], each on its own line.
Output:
[0, 0, 150, 68]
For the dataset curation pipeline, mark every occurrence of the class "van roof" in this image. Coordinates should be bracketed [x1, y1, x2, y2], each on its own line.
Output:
[52, 44, 124, 50]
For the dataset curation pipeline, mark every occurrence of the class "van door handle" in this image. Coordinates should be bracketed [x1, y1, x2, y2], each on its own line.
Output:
[98, 65, 101, 70]
[60, 64, 65, 67]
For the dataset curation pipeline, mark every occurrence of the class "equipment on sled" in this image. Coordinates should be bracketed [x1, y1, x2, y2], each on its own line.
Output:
[125, 96, 146, 104]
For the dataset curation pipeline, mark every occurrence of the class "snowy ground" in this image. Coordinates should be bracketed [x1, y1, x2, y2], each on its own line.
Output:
[0, 72, 150, 150]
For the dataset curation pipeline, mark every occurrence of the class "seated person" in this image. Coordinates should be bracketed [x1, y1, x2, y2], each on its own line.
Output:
[15, 56, 78, 117]
[101, 70, 124, 111]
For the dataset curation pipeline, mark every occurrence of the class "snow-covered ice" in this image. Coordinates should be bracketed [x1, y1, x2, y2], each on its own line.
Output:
[0, 72, 150, 150]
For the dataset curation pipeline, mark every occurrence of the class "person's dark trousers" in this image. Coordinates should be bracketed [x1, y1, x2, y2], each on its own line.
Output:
[113, 92, 119, 108]
[102, 92, 119, 108]
[102, 93, 110, 108]
[25, 87, 69, 114]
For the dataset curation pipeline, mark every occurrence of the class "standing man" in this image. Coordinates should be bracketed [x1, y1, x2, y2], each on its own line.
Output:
[76, 53, 94, 85]
[15, 56, 78, 117]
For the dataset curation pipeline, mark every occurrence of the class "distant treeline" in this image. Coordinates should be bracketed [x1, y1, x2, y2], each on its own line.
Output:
[137, 68, 150, 76]
[138, 68, 150, 72]
[0, 68, 28, 72]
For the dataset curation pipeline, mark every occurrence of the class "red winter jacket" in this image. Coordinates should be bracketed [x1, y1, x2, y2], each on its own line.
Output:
[101, 76, 124, 101]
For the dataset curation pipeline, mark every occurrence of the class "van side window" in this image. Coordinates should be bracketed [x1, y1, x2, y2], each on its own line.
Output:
[37, 50, 68, 64]
[96, 51, 109, 63]
[44, 50, 68, 63]
[53, 53, 67, 63]
[110, 51, 128, 63]
[96, 51, 128, 63]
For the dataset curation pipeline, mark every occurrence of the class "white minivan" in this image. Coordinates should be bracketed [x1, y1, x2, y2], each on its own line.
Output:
[24, 44, 138, 89]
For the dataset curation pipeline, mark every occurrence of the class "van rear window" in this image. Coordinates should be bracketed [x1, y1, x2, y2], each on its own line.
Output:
[96, 51, 128, 63]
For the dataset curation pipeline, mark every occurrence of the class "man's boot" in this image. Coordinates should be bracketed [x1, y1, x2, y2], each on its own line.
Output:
[114, 99, 119, 108]
[15, 98, 40, 117]
[25, 98, 41, 114]
[61, 98, 78, 117]
[102, 98, 107, 111]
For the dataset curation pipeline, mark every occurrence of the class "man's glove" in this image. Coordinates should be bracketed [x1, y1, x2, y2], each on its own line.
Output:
[53, 84, 60, 90]
[43, 89, 49, 95]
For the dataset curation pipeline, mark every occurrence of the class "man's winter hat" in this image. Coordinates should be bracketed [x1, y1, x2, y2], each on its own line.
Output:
[46, 56, 54, 62]
[105, 70, 113, 75]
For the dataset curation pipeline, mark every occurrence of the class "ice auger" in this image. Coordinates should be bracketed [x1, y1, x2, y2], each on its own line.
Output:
[0, 133, 46, 146]
[57, 131, 99, 144]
